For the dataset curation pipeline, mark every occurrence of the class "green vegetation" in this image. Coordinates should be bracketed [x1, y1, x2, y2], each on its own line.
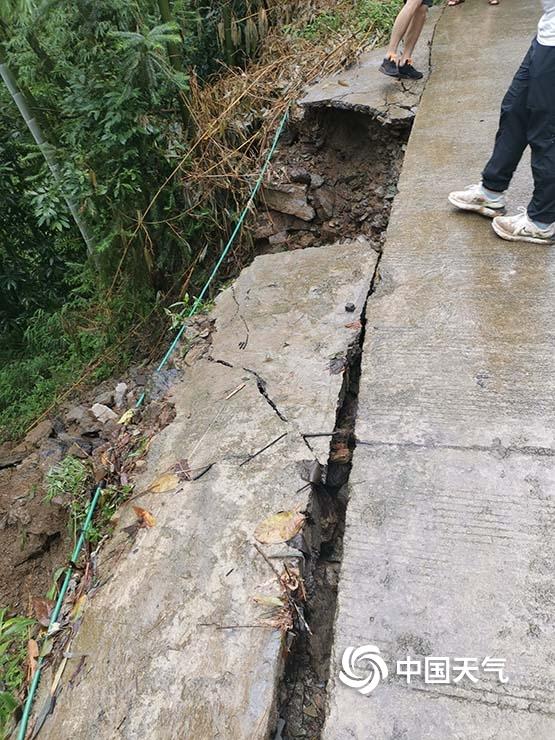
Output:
[297, 0, 402, 42]
[0, 609, 34, 737]
[0, 0, 405, 445]
[46, 456, 133, 544]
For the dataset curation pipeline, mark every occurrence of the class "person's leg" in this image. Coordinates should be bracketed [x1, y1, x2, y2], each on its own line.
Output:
[525, 109, 555, 225]
[490, 45, 555, 244]
[448, 43, 533, 218]
[481, 43, 534, 193]
[386, 0, 424, 60]
[525, 45, 555, 225]
[399, 5, 428, 66]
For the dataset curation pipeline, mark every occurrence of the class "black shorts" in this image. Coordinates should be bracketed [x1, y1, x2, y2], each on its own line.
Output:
[404, 0, 433, 6]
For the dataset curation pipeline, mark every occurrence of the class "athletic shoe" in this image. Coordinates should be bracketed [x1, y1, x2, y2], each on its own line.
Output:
[492, 210, 555, 245]
[379, 57, 399, 78]
[448, 183, 507, 218]
[398, 61, 424, 80]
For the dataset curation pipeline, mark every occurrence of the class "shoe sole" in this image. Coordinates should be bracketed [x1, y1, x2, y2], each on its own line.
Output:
[448, 193, 506, 219]
[491, 219, 555, 245]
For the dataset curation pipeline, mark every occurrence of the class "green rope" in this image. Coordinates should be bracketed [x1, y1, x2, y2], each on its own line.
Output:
[16, 106, 289, 740]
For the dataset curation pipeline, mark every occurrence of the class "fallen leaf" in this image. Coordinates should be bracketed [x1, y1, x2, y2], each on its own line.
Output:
[118, 409, 134, 425]
[282, 572, 300, 591]
[254, 510, 305, 544]
[39, 638, 53, 658]
[133, 506, 156, 528]
[50, 656, 68, 696]
[345, 320, 362, 330]
[32, 597, 54, 628]
[27, 639, 39, 679]
[147, 472, 180, 493]
[330, 442, 351, 464]
[252, 595, 285, 608]
[99, 450, 112, 468]
[70, 595, 87, 622]
[338, 79, 350, 87]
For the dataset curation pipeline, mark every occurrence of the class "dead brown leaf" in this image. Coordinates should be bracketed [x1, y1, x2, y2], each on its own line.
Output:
[27, 639, 39, 680]
[147, 472, 180, 493]
[133, 506, 156, 528]
[32, 597, 54, 628]
[254, 510, 305, 544]
[330, 442, 351, 464]
[345, 320, 362, 330]
[70, 594, 87, 623]
[252, 595, 285, 608]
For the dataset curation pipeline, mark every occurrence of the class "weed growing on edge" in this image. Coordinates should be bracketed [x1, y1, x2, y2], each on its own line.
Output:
[46, 456, 92, 545]
[46, 456, 134, 545]
[0, 609, 34, 737]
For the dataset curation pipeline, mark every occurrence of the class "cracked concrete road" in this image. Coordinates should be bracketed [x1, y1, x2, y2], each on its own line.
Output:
[324, 2, 555, 739]
[299, 8, 440, 125]
[34, 239, 378, 739]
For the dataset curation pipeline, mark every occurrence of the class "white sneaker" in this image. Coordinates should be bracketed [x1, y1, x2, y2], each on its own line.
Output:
[448, 183, 507, 218]
[492, 209, 555, 245]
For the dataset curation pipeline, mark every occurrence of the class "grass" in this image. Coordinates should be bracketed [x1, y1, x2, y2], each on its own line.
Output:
[0, 609, 35, 738]
[46, 456, 133, 545]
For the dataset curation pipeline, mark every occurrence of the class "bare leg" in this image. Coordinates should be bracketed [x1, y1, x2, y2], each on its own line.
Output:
[399, 5, 428, 65]
[386, 0, 425, 60]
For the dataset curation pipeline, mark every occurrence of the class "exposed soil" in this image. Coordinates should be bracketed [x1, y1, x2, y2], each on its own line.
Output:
[255, 107, 408, 255]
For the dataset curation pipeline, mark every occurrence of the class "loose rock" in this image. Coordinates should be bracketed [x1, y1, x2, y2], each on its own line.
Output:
[114, 382, 128, 409]
[262, 184, 315, 222]
[90, 404, 118, 424]
[25, 420, 54, 447]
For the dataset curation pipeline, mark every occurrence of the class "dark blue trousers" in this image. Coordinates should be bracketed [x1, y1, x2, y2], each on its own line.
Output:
[482, 38, 555, 224]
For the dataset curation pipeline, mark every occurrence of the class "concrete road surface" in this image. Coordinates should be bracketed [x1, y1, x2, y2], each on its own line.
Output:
[324, 1, 555, 738]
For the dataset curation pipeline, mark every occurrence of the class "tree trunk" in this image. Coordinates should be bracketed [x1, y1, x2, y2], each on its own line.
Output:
[0, 51, 95, 257]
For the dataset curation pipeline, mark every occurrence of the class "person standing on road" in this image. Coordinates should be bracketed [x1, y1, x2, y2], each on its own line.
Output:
[379, 0, 432, 80]
[448, 0, 555, 245]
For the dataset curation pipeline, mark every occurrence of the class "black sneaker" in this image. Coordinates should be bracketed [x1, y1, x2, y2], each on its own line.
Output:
[379, 57, 399, 78]
[398, 61, 424, 80]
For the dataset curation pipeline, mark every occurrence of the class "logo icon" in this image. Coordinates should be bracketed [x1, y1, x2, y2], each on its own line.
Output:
[339, 644, 389, 695]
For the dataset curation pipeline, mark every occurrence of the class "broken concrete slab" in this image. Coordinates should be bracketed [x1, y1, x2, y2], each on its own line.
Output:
[299, 8, 441, 124]
[324, 2, 555, 738]
[38, 363, 310, 740]
[36, 236, 377, 739]
[209, 238, 379, 463]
